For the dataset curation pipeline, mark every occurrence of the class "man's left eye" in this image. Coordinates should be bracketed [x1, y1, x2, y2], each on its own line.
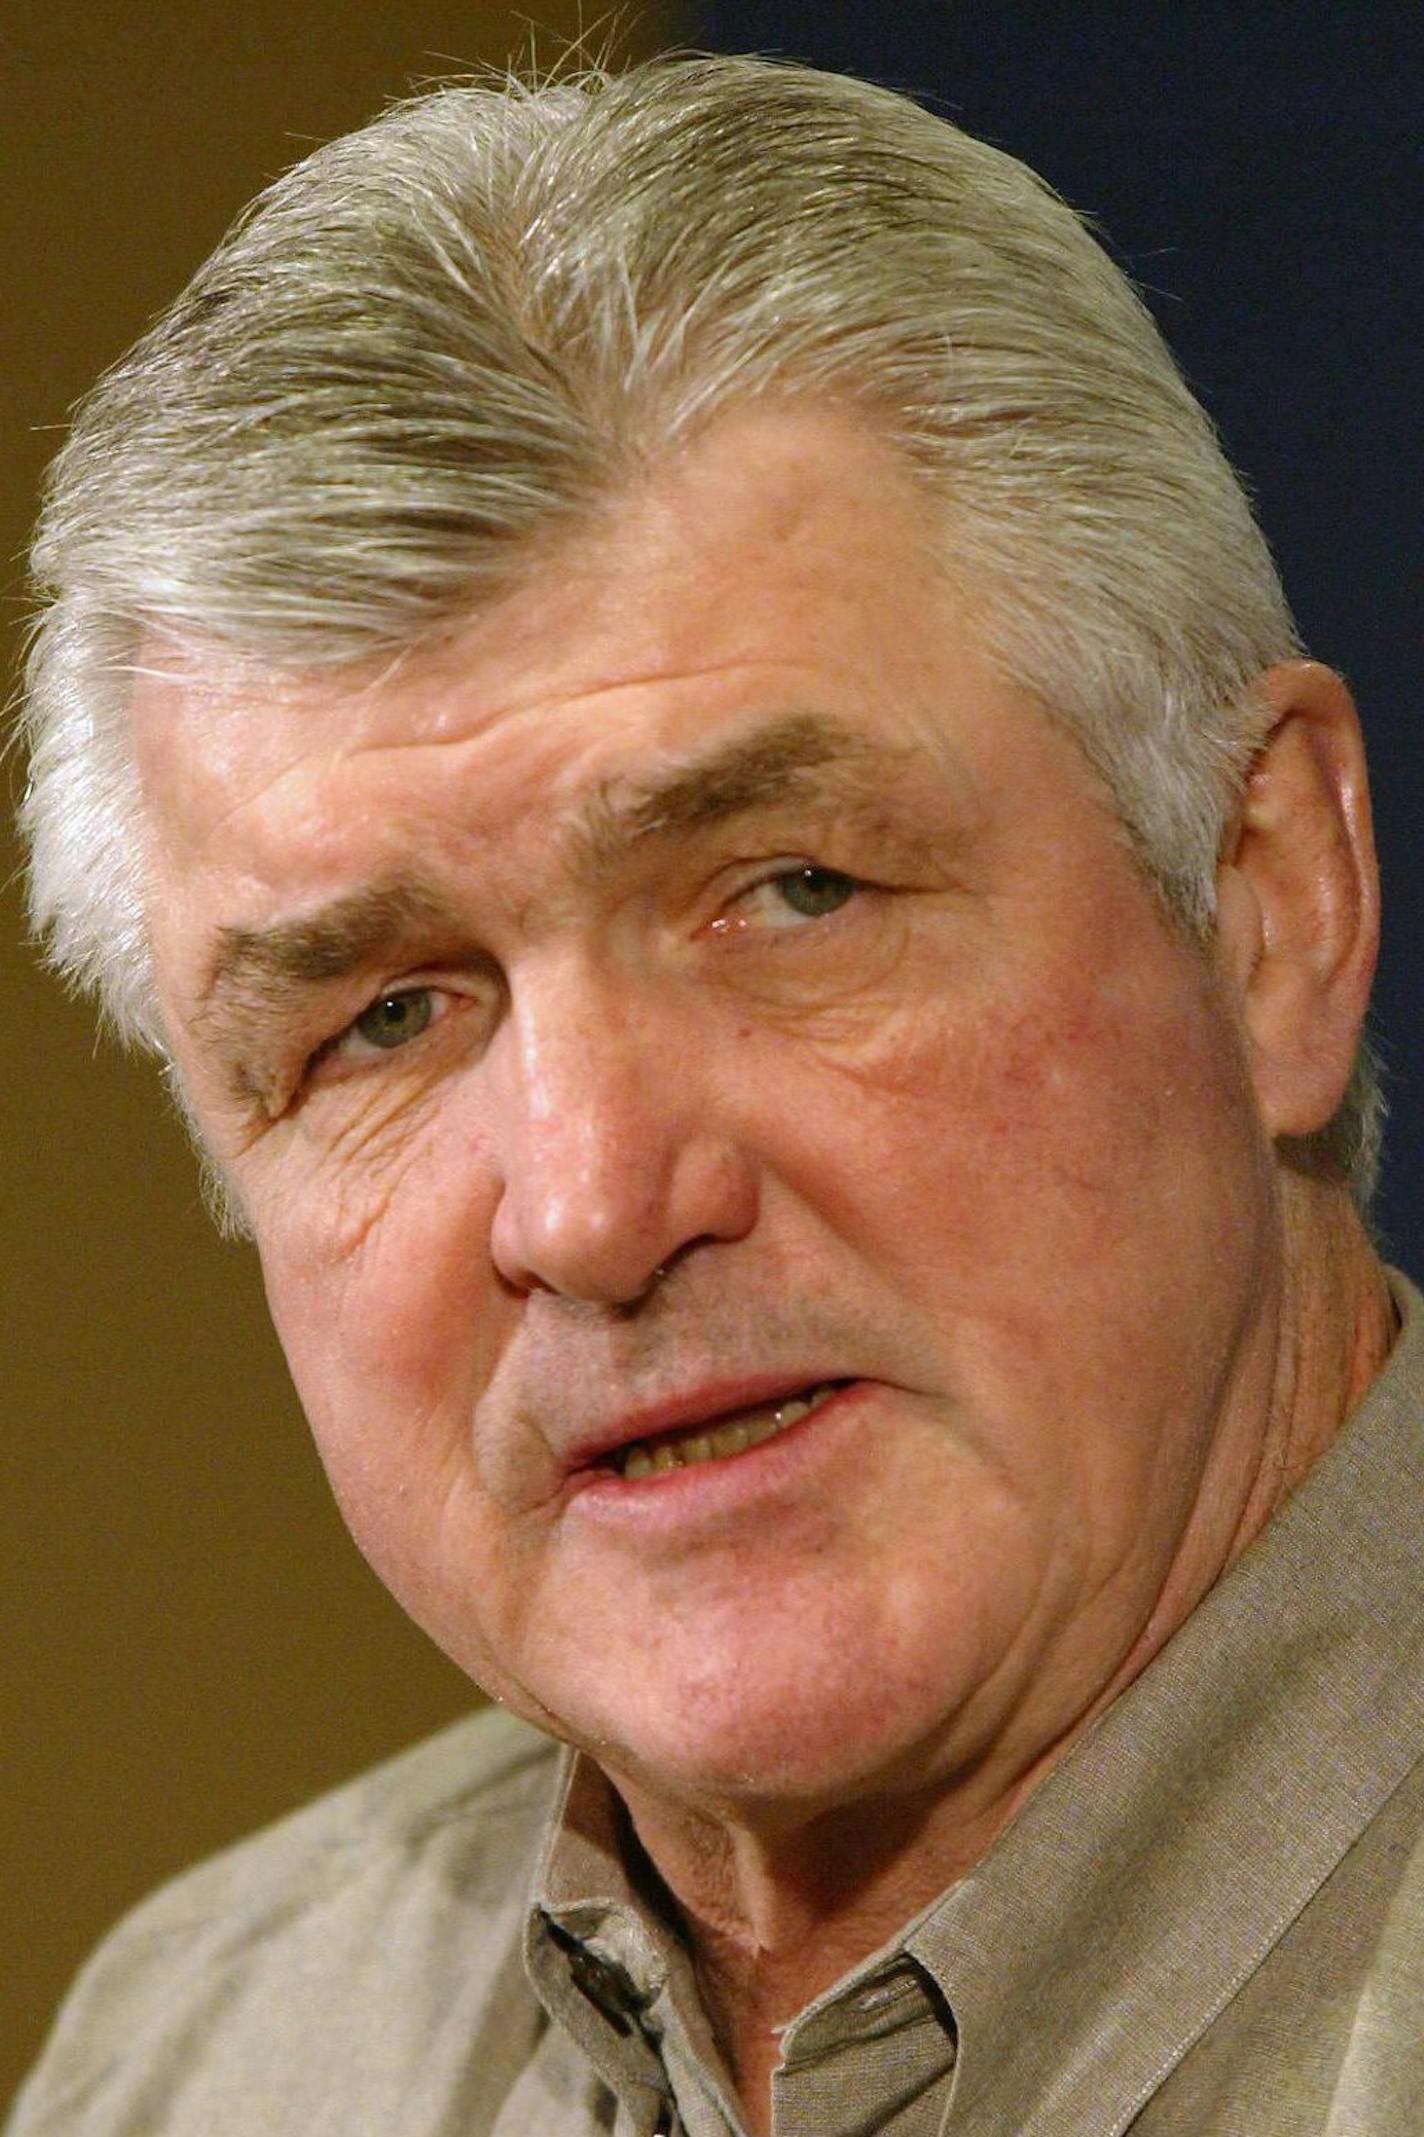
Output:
[723, 866, 861, 931]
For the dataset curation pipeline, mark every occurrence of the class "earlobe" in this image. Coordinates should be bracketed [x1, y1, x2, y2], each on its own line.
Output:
[1215, 661, 1379, 1143]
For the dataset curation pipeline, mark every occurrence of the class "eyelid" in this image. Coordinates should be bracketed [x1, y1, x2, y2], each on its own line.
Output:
[329, 983, 447, 1062]
[306, 970, 492, 1082]
[708, 858, 866, 934]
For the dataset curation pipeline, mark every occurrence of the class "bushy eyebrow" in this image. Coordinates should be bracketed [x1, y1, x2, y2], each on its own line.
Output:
[195, 878, 464, 1106]
[610, 711, 879, 842]
[202, 877, 460, 1006]
[190, 711, 911, 1107]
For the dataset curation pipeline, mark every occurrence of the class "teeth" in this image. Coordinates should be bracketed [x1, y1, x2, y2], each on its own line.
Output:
[615, 1383, 838, 1479]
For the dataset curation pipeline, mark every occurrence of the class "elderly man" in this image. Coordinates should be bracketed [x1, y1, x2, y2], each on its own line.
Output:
[10, 53, 1420, 2137]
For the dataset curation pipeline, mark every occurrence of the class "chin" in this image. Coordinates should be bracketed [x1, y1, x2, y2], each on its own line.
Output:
[559, 1622, 971, 1818]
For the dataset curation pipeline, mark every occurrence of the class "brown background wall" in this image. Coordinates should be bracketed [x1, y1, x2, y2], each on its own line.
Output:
[0, 2, 682, 2103]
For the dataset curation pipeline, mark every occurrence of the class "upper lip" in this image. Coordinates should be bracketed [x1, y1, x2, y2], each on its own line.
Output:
[562, 1371, 845, 1472]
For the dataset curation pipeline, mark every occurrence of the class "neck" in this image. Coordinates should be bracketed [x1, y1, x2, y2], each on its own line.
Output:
[616, 1178, 1396, 2126]
[1243, 1170, 1397, 1533]
[623, 1781, 1007, 2131]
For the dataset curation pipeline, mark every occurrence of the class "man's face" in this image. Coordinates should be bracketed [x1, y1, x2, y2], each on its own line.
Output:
[134, 406, 1278, 1819]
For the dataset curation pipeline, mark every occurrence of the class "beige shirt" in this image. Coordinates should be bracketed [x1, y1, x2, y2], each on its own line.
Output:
[11, 1275, 1424, 2136]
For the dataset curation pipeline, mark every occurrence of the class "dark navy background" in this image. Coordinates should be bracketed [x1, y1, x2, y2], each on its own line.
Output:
[696, 2, 1421, 1270]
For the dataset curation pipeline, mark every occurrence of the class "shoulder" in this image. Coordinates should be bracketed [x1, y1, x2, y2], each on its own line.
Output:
[70, 1704, 558, 1956]
[8, 1708, 563, 2134]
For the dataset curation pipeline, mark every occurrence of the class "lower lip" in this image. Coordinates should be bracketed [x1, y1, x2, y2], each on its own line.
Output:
[565, 1382, 868, 1528]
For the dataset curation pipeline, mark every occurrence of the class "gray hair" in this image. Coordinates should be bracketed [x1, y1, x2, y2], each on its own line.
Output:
[18, 53, 1381, 1202]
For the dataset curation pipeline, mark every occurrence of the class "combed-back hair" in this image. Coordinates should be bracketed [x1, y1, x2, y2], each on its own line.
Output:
[19, 53, 1381, 1202]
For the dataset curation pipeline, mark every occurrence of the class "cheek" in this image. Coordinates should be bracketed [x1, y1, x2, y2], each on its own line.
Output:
[255, 1188, 514, 1662]
[788, 937, 1260, 1316]
[252, 1109, 508, 1483]
[789, 975, 1266, 1562]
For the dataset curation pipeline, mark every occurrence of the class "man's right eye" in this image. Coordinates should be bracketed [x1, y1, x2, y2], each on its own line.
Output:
[333, 986, 441, 1060]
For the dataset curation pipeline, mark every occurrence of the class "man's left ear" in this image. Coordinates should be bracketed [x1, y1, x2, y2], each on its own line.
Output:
[1214, 661, 1380, 1141]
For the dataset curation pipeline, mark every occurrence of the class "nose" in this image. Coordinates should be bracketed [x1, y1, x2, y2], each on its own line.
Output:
[486, 968, 759, 1306]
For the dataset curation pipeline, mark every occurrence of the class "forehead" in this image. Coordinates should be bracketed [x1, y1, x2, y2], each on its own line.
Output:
[130, 405, 962, 813]
[129, 404, 1060, 971]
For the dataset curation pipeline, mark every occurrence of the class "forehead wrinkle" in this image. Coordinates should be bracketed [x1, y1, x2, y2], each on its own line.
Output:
[188, 715, 847, 1033]
[186, 713, 938, 1107]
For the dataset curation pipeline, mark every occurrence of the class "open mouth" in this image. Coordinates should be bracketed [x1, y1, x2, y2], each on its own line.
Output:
[603, 1381, 846, 1479]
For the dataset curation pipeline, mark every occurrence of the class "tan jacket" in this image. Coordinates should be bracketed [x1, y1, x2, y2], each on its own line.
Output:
[11, 1278, 1424, 2135]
